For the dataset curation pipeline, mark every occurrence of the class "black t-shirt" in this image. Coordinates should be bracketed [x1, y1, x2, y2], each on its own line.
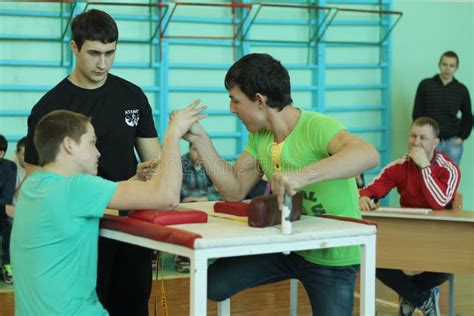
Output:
[25, 74, 158, 181]
[0, 158, 17, 219]
[413, 75, 472, 140]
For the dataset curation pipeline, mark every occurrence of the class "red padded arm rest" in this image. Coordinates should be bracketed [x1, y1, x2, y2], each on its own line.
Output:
[214, 201, 249, 217]
[129, 209, 208, 226]
[100, 215, 202, 249]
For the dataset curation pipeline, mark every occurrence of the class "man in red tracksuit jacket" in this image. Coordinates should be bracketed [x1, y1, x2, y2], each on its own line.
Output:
[359, 116, 460, 316]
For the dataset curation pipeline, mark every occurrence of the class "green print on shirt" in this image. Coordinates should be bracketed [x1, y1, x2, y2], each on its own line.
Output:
[303, 191, 326, 216]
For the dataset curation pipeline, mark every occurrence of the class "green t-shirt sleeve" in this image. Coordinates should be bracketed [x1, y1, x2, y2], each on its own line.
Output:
[307, 114, 346, 155]
[244, 133, 257, 158]
[68, 174, 118, 218]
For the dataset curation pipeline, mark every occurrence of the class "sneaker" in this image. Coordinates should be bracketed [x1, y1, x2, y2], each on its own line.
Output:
[419, 288, 440, 316]
[173, 255, 190, 273]
[2, 264, 13, 284]
[399, 297, 415, 316]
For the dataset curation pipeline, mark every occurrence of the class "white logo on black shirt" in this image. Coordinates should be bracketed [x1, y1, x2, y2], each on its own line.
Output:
[125, 109, 140, 127]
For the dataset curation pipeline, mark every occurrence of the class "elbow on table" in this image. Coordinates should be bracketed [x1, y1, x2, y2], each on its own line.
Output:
[151, 188, 180, 210]
[221, 192, 246, 203]
[162, 193, 180, 210]
[163, 201, 180, 210]
[154, 198, 180, 210]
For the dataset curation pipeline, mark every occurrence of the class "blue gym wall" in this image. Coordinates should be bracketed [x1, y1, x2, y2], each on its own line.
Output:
[1, 0, 471, 209]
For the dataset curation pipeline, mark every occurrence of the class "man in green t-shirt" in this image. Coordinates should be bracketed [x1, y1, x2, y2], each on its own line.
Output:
[11, 104, 205, 315]
[186, 53, 379, 315]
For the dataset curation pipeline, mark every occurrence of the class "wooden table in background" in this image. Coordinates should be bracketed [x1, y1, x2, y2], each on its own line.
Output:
[361, 210, 473, 274]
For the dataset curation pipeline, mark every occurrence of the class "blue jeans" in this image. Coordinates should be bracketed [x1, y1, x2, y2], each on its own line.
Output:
[377, 268, 450, 307]
[208, 252, 359, 315]
[437, 137, 463, 166]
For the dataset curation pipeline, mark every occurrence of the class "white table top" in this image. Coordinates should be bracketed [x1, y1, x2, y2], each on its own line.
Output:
[174, 202, 377, 249]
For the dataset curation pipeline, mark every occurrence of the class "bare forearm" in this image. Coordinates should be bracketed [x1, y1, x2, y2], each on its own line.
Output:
[110, 134, 182, 210]
[192, 136, 244, 200]
[136, 137, 162, 162]
[294, 142, 379, 187]
[151, 133, 182, 205]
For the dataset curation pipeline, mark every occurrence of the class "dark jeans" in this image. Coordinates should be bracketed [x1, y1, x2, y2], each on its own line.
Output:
[96, 237, 152, 316]
[208, 252, 359, 316]
[377, 268, 450, 307]
[1, 215, 12, 265]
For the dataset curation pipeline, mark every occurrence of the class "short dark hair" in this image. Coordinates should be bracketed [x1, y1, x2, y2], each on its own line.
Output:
[16, 136, 27, 152]
[412, 117, 440, 138]
[225, 53, 293, 111]
[0, 134, 7, 153]
[34, 110, 91, 166]
[439, 51, 459, 67]
[71, 9, 118, 50]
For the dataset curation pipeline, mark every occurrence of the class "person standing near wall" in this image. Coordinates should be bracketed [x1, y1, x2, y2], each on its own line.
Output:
[412, 51, 472, 166]
[24, 9, 162, 315]
[0, 135, 16, 284]
[0, 136, 27, 285]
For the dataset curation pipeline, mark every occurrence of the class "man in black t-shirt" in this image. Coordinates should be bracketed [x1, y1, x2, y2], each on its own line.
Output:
[24, 10, 161, 316]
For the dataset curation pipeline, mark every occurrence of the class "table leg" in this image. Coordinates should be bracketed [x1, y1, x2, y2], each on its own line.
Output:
[217, 299, 231, 316]
[448, 274, 455, 316]
[290, 279, 298, 316]
[360, 235, 376, 316]
[190, 254, 208, 316]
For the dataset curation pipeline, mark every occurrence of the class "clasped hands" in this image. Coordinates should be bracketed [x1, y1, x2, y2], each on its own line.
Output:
[137, 99, 207, 181]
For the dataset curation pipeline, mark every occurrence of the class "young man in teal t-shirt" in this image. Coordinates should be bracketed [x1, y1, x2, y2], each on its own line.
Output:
[185, 53, 380, 315]
[11, 104, 205, 315]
